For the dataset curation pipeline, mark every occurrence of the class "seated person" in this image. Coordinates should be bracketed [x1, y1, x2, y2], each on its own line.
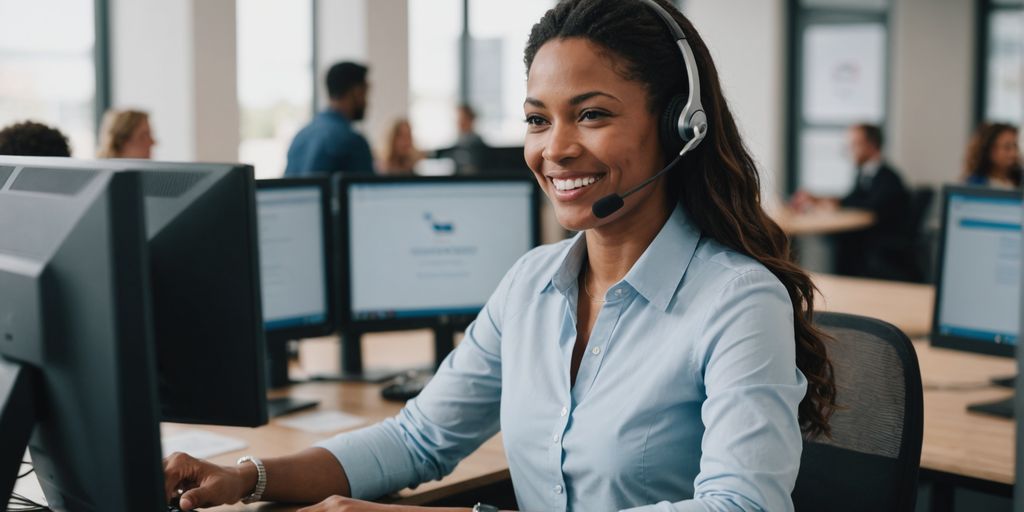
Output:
[962, 122, 1021, 189]
[379, 118, 422, 175]
[790, 123, 911, 278]
[96, 109, 156, 158]
[0, 120, 72, 157]
[163, 1, 836, 510]
[436, 104, 490, 175]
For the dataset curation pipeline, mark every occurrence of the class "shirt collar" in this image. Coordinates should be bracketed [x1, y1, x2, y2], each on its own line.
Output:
[860, 158, 882, 180]
[546, 204, 702, 312]
[321, 108, 352, 125]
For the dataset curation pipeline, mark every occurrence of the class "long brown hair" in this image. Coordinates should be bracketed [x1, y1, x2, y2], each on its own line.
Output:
[964, 122, 1021, 186]
[525, 0, 836, 437]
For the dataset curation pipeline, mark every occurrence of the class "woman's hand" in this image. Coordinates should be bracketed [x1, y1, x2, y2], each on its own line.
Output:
[163, 451, 253, 510]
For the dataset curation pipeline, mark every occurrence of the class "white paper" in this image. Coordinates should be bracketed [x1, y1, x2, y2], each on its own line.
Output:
[161, 429, 248, 459]
[276, 410, 367, 433]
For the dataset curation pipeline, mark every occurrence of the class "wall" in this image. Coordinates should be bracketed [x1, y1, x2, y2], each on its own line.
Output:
[110, 0, 239, 162]
[889, 0, 975, 187]
[686, 0, 787, 205]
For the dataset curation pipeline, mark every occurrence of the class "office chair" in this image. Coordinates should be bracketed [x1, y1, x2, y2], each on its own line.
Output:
[792, 312, 923, 512]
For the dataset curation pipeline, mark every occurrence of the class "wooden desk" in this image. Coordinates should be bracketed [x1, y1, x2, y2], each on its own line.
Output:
[914, 340, 1015, 488]
[813, 273, 935, 338]
[175, 380, 508, 511]
[770, 206, 875, 236]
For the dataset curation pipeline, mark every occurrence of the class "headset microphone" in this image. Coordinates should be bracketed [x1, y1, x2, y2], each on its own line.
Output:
[591, 0, 708, 220]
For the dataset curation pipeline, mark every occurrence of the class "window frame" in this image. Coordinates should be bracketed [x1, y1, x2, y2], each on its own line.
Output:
[784, 0, 892, 195]
[975, 0, 1024, 125]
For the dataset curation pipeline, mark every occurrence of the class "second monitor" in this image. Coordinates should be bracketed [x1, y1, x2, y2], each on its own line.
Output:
[336, 174, 540, 379]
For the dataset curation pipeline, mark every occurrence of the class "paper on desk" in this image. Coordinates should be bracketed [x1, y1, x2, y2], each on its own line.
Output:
[277, 410, 367, 433]
[162, 429, 248, 459]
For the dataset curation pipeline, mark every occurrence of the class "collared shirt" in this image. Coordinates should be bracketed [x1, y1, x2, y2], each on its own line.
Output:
[318, 205, 807, 511]
[284, 109, 374, 176]
[857, 157, 883, 189]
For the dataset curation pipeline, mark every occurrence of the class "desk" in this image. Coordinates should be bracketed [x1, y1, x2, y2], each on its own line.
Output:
[770, 206, 875, 236]
[812, 273, 935, 338]
[177, 381, 508, 511]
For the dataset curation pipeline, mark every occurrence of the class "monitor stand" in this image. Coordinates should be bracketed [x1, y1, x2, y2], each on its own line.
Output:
[0, 359, 36, 507]
[315, 325, 458, 384]
[264, 339, 319, 418]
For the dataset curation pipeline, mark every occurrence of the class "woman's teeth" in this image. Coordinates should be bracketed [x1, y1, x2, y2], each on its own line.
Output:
[552, 175, 601, 191]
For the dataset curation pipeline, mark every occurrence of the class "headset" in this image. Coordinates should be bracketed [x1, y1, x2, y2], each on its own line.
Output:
[591, 0, 709, 219]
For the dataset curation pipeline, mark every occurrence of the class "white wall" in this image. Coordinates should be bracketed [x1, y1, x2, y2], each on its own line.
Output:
[889, 0, 975, 186]
[110, 0, 239, 162]
[686, 0, 787, 205]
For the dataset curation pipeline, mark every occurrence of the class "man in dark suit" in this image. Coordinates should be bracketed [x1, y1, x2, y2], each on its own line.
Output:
[791, 124, 911, 278]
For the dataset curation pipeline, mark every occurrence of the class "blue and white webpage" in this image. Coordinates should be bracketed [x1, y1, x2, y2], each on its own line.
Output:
[938, 192, 1021, 345]
[348, 181, 534, 320]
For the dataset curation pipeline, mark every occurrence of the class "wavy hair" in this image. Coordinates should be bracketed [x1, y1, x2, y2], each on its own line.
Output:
[525, 0, 836, 437]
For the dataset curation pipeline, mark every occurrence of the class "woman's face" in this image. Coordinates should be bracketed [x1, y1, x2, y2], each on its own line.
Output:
[394, 123, 413, 152]
[524, 38, 668, 232]
[990, 129, 1020, 173]
[122, 119, 155, 159]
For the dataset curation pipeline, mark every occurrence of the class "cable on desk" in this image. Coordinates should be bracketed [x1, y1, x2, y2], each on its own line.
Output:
[8, 460, 51, 512]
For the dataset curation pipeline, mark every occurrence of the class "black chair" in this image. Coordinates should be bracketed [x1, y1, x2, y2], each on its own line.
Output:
[792, 312, 923, 512]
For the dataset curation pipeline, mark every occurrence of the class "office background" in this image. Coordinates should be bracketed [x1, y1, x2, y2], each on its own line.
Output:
[1, 0, 1020, 191]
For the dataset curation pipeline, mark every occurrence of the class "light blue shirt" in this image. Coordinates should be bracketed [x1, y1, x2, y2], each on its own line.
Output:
[318, 205, 807, 511]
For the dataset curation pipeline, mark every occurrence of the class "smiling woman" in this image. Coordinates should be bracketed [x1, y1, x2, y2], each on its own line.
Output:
[161, 1, 835, 511]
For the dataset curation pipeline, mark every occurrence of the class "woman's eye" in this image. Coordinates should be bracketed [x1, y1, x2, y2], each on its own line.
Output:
[580, 110, 608, 121]
[525, 115, 548, 126]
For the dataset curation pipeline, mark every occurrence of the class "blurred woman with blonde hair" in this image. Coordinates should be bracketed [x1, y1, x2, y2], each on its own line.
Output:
[380, 118, 422, 175]
[97, 109, 156, 158]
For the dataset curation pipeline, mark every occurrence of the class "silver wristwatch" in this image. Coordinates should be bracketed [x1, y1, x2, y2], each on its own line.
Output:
[472, 503, 499, 512]
[237, 455, 267, 504]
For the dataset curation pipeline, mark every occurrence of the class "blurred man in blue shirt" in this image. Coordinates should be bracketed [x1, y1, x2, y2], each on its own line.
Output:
[285, 62, 375, 176]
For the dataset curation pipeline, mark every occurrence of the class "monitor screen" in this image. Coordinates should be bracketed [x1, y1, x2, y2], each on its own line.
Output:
[343, 177, 537, 323]
[933, 186, 1022, 356]
[257, 184, 329, 331]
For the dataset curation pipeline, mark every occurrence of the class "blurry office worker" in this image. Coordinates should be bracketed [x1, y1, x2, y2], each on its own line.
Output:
[963, 122, 1021, 189]
[437, 104, 490, 174]
[285, 62, 374, 176]
[791, 124, 910, 278]
[97, 109, 156, 158]
[0, 120, 72, 157]
[380, 119, 422, 175]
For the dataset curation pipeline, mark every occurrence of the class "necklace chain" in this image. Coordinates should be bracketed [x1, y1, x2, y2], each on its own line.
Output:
[581, 266, 606, 303]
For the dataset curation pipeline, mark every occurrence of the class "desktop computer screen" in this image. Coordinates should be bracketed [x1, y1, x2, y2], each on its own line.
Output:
[256, 177, 334, 401]
[75, 159, 269, 427]
[932, 185, 1021, 357]
[0, 160, 165, 510]
[338, 175, 539, 326]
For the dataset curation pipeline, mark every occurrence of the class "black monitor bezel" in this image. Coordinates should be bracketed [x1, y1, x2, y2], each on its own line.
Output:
[256, 176, 337, 341]
[335, 173, 541, 333]
[930, 184, 1022, 358]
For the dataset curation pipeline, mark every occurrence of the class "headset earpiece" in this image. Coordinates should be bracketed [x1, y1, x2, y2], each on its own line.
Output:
[660, 93, 689, 155]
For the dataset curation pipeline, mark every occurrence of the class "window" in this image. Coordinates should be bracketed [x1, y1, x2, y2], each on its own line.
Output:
[409, 0, 463, 151]
[786, 0, 890, 196]
[467, 0, 554, 147]
[237, 0, 313, 179]
[980, 0, 1023, 124]
[0, 0, 101, 157]
[408, 0, 554, 150]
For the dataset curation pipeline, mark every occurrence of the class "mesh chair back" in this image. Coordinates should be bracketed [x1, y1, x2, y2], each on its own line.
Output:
[792, 312, 923, 512]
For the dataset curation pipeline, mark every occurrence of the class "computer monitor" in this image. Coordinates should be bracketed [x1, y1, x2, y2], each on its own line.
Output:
[335, 174, 540, 378]
[0, 164, 165, 510]
[115, 159, 269, 426]
[255, 177, 335, 415]
[931, 184, 1022, 417]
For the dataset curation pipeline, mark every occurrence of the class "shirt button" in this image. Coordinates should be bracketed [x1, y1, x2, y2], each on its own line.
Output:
[553, 433, 560, 443]
[615, 288, 623, 296]
[591, 346, 601, 355]
[554, 485, 564, 495]
[560, 406, 568, 417]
